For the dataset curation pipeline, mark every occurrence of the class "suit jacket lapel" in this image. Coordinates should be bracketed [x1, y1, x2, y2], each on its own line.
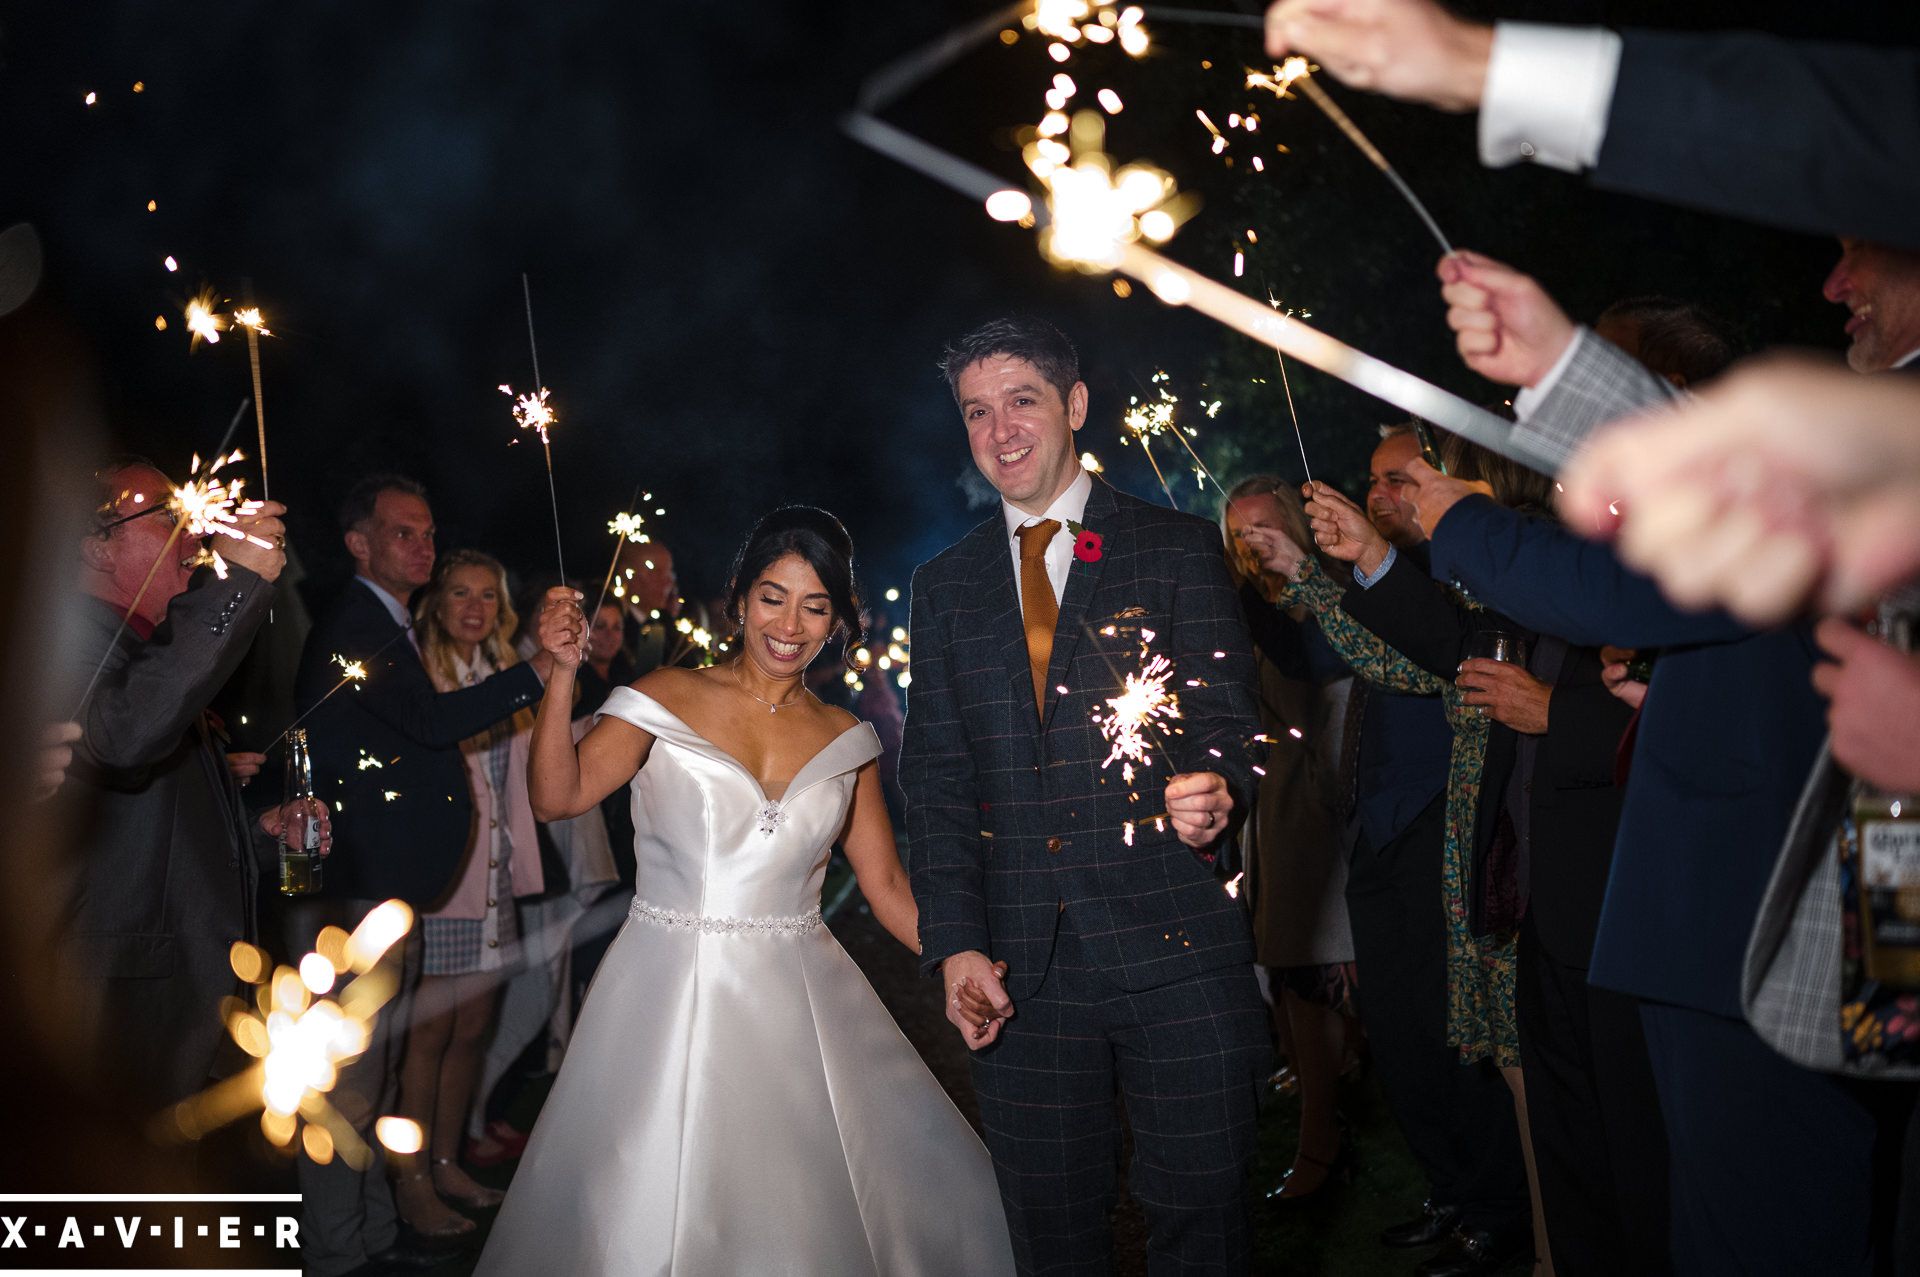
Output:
[967, 522, 1037, 725]
[1039, 478, 1117, 731]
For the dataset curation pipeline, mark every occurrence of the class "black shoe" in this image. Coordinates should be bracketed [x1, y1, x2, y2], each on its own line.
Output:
[1381, 1200, 1462, 1249]
[367, 1229, 467, 1270]
[1412, 1226, 1530, 1277]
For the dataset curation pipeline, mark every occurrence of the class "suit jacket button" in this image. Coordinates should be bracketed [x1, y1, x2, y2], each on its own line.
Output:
[1046, 837, 1062, 853]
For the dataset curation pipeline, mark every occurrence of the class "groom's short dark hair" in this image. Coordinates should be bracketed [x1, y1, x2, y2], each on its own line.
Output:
[939, 317, 1080, 405]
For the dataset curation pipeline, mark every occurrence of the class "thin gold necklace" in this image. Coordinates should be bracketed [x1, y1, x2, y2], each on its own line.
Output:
[733, 661, 804, 714]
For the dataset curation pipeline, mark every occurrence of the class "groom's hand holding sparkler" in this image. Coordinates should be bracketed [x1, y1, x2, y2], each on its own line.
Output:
[1265, 0, 1493, 113]
[1438, 251, 1577, 389]
[219, 499, 289, 581]
[1166, 772, 1234, 849]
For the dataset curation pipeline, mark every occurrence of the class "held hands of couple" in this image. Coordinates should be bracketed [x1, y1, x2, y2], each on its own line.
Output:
[1263, 0, 1493, 113]
[944, 951, 1013, 1050]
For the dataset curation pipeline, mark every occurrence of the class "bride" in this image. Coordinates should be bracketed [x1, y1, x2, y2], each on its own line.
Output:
[475, 506, 1014, 1276]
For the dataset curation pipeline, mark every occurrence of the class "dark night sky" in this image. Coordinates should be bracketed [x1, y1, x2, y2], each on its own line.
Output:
[8, 0, 1919, 610]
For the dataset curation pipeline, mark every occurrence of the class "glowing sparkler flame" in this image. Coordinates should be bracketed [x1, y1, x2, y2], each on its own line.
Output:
[1029, 114, 1190, 271]
[232, 307, 270, 336]
[1097, 652, 1181, 779]
[608, 511, 646, 540]
[162, 903, 415, 1168]
[1027, 0, 1144, 50]
[1246, 57, 1312, 100]
[332, 654, 369, 684]
[499, 383, 556, 443]
[185, 291, 226, 348]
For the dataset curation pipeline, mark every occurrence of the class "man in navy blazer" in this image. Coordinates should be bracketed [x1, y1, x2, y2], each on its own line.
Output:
[289, 474, 549, 1277]
[903, 318, 1268, 1273]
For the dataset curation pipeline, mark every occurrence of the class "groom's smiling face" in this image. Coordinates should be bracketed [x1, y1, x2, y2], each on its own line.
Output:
[956, 354, 1088, 516]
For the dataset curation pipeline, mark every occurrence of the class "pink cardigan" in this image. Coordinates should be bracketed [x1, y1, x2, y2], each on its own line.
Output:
[428, 719, 544, 920]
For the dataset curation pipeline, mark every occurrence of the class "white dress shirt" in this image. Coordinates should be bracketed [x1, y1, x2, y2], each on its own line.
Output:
[356, 574, 420, 653]
[1003, 468, 1093, 611]
[1480, 24, 1624, 173]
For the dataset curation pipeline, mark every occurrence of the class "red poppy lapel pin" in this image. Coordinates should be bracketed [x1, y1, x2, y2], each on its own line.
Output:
[1065, 519, 1103, 563]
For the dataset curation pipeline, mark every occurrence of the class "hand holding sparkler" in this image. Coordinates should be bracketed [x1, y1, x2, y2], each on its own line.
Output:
[1238, 523, 1311, 581]
[1399, 457, 1492, 541]
[1165, 770, 1233, 849]
[217, 498, 289, 581]
[1438, 251, 1578, 388]
[1302, 480, 1392, 571]
[537, 586, 587, 673]
[1263, 0, 1493, 113]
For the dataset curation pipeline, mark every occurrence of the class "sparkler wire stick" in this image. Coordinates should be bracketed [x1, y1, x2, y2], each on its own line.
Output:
[267, 632, 406, 749]
[1253, 66, 1455, 257]
[859, 1, 1025, 112]
[841, 111, 1549, 472]
[589, 486, 646, 629]
[519, 274, 568, 582]
[1137, 435, 1180, 509]
[243, 325, 268, 499]
[1275, 351, 1313, 484]
[1139, 7, 1264, 29]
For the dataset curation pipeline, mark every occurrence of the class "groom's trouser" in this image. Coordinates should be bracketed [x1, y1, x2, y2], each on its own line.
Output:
[970, 912, 1270, 1275]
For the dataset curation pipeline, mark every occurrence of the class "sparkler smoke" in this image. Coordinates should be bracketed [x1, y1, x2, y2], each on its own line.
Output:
[1248, 60, 1455, 257]
[516, 273, 568, 583]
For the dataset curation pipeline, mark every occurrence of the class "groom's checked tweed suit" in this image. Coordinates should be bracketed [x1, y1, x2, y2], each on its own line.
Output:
[904, 476, 1269, 1273]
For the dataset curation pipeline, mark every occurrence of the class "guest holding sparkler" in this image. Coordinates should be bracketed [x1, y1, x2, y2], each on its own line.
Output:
[57, 458, 319, 1118]
[1239, 426, 1528, 1270]
[1220, 476, 1364, 1204]
[384, 550, 544, 1239]
[290, 475, 551, 1276]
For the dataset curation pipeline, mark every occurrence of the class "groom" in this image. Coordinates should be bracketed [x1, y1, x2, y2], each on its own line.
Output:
[903, 317, 1270, 1272]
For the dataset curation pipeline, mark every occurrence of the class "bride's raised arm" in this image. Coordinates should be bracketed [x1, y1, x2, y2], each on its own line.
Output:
[528, 586, 652, 821]
[839, 761, 919, 953]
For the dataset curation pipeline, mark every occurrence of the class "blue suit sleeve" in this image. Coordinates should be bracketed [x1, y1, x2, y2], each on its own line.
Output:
[1428, 497, 1752, 649]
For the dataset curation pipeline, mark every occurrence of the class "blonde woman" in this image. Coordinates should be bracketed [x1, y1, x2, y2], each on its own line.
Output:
[393, 550, 544, 1239]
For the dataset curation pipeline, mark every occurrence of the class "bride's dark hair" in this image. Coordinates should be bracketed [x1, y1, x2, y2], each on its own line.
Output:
[723, 506, 865, 650]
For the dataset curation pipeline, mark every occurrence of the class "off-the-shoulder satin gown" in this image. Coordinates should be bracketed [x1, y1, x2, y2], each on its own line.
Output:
[475, 687, 1014, 1276]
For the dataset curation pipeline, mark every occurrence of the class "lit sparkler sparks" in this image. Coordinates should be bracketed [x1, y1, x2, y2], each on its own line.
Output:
[1122, 373, 1227, 504]
[1248, 59, 1454, 255]
[1096, 652, 1181, 785]
[500, 383, 556, 443]
[1026, 113, 1192, 272]
[511, 273, 568, 581]
[157, 903, 417, 1168]
[590, 494, 649, 628]
[184, 290, 226, 348]
[1027, 2, 1149, 55]
[270, 651, 375, 749]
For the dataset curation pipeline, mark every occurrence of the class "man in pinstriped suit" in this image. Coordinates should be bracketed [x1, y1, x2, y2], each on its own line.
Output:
[902, 318, 1270, 1274]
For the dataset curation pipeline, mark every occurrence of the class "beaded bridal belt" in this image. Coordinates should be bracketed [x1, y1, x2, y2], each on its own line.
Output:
[627, 897, 822, 936]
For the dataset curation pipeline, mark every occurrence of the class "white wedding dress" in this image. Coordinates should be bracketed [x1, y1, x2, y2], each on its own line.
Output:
[475, 687, 1015, 1276]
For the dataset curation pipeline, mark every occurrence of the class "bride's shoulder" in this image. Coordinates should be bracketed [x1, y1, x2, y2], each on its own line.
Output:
[628, 666, 711, 715]
[814, 700, 861, 734]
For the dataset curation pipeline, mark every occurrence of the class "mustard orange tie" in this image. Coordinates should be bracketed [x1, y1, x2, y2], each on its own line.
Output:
[1017, 519, 1062, 720]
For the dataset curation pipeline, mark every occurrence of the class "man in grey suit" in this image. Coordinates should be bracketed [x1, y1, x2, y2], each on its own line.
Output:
[904, 318, 1269, 1273]
[60, 459, 316, 1117]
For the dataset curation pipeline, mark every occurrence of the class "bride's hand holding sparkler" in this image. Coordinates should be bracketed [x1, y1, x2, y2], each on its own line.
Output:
[1264, 0, 1493, 113]
[1438, 251, 1577, 388]
[537, 586, 586, 673]
[220, 500, 289, 581]
[1166, 771, 1232, 849]
[1303, 481, 1391, 573]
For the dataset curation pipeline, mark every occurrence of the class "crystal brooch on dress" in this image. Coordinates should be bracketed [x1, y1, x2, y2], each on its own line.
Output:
[755, 801, 787, 836]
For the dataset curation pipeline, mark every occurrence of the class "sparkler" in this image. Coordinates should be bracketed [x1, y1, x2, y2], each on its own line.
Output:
[157, 902, 417, 1169]
[510, 272, 567, 582]
[1264, 291, 1316, 483]
[1248, 60, 1454, 256]
[184, 289, 226, 348]
[1124, 372, 1229, 504]
[589, 491, 648, 629]
[71, 442, 271, 717]
[269, 651, 377, 749]
[840, 113, 1540, 469]
[233, 306, 272, 499]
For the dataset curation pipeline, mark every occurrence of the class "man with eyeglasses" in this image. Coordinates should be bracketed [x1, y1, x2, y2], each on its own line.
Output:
[59, 457, 312, 1125]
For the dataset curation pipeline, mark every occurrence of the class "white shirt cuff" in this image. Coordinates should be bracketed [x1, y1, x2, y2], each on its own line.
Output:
[1478, 24, 1623, 173]
[1353, 544, 1397, 590]
[1513, 325, 1589, 420]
